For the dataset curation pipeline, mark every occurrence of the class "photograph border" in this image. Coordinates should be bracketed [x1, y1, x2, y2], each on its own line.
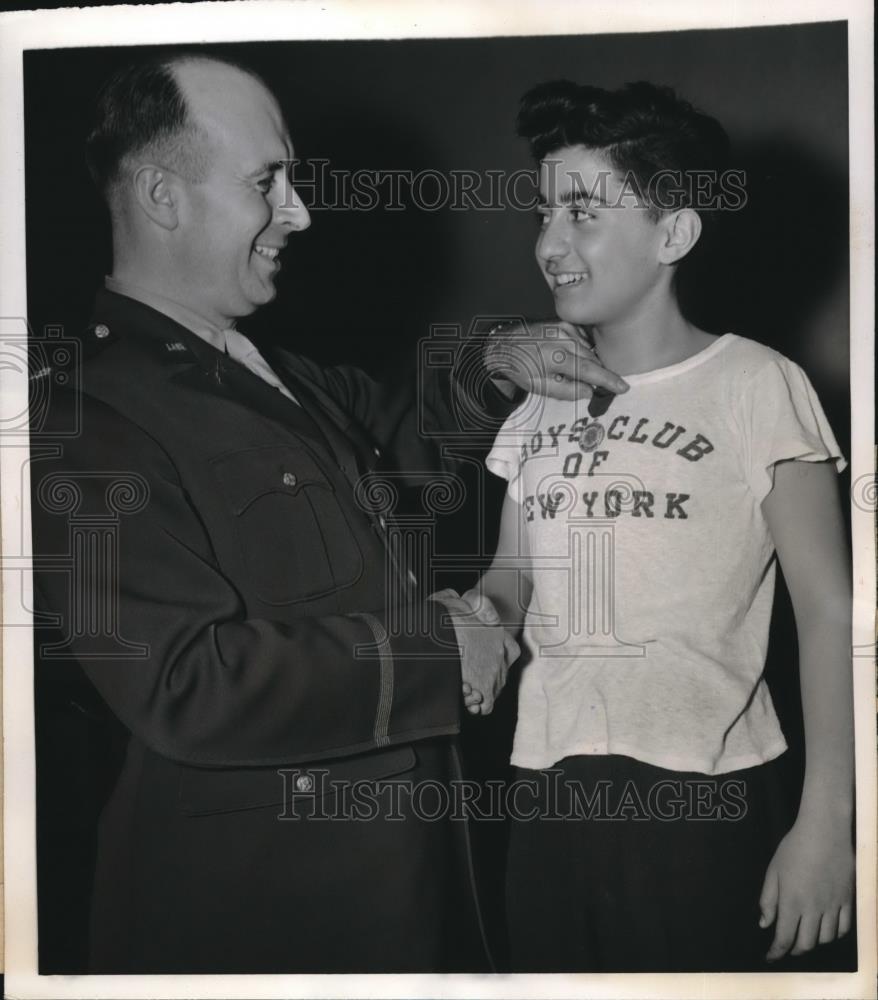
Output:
[1, 2, 874, 998]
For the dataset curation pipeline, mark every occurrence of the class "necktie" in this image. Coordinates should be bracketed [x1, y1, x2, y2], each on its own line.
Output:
[222, 328, 299, 406]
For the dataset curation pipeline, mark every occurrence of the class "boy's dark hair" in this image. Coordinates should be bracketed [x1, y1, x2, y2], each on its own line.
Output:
[85, 51, 261, 204]
[517, 80, 731, 227]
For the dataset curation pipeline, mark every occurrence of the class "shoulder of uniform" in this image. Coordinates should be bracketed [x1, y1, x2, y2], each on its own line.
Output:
[27, 321, 119, 385]
[83, 319, 198, 365]
[81, 320, 120, 358]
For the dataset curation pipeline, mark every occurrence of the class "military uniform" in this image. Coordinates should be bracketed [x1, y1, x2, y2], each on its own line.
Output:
[31, 289, 499, 973]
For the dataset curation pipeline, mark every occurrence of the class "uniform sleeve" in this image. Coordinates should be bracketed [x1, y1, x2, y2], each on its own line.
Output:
[275, 335, 519, 473]
[485, 396, 537, 505]
[31, 392, 462, 769]
[740, 356, 847, 503]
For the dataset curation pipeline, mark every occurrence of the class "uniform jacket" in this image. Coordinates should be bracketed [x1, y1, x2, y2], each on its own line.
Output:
[31, 289, 498, 973]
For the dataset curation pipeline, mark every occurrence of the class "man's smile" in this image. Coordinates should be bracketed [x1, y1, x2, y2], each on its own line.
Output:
[253, 243, 281, 262]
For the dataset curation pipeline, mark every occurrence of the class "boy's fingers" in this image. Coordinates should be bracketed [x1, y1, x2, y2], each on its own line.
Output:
[461, 681, 472, 695]
[504, 633, 521, 665]
[758, 870, 779, 928]
[790, 913, 820, 956]
[766, 908, 799, 961]
[838, 904, 853, 938]
[818, 910, 840, 945]
[466, 703, 481, 715]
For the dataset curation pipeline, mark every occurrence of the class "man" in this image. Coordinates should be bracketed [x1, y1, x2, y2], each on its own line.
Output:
[30, 52, 626, 974]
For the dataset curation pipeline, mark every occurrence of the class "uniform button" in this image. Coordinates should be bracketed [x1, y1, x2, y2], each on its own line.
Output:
[407, 569, 418, 586]
[295, 774, 313, 792]
[373, 446, 381, 458]
[378, 515, 387, 530]
[282, 472, 297, 487]
[94, 324, 110, 339]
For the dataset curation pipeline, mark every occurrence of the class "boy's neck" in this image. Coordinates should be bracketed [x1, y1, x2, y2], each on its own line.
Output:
[590, 296, 715, 377]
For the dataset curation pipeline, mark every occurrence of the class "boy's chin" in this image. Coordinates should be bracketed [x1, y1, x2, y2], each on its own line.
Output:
[555, 303, 594, 326]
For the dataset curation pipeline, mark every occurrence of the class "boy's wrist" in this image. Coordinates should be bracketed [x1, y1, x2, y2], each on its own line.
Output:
[796, 786, 854, 827]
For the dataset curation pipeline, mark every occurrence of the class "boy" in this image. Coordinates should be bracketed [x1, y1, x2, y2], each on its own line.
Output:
[468, 81, 854, 972]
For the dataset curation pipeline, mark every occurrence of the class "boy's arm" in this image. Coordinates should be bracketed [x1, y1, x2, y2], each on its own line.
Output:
[759, 458, 854, 961]
[459, 493, 533, 714]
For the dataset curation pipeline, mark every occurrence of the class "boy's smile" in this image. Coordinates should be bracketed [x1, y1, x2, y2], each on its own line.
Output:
[551, 270, 588, 288]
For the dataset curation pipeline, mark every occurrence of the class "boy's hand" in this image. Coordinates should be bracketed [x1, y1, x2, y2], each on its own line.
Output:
[455, 588, 519, 714]
[759, 815, 854, 961]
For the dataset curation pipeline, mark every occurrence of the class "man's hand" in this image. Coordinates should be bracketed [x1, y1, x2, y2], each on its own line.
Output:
[485, 318, 629, 401]
[759, 815, 854, 961]
[429, 589, 519, 715]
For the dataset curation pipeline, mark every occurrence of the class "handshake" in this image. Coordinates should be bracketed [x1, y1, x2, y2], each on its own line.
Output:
[430, 589, 520, 716]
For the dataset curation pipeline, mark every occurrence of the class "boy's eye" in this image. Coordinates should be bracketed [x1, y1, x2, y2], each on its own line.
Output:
[535, 210, 550, 227]
[571, 208, 594, 222]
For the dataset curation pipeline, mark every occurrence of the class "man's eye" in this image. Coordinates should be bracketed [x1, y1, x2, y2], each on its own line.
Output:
[256, 176, 274, 194]
[571, 208, 594, 222]
[535, 211, 550, 227]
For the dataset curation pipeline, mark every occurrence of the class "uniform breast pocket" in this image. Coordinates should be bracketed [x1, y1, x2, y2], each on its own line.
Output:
[211, 445, 364, 605]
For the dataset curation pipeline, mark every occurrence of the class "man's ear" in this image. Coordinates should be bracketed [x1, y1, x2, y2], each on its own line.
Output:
[657, 207, 702, 265]
[131, 165, 180, 230]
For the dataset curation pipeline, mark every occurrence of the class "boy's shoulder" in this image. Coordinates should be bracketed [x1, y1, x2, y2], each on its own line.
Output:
[715, 333, 803, 385]
[720, 333, 790, 368]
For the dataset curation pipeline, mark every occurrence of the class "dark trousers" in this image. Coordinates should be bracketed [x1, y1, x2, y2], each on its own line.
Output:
[506, 753, 791, 972]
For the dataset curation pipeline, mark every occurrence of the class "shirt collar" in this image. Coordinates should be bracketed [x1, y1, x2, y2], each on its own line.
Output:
[104, 275, 232, 352]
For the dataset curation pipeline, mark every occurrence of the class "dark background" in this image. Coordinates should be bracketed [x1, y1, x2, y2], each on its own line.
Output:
[25, 21, 853, 974]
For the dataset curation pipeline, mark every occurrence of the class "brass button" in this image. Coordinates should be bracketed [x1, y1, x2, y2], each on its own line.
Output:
[282, 472, 297, 487]
[295, 774, 313, 793]
[378, 515, 387, 530]
[94, 324, 110, 339]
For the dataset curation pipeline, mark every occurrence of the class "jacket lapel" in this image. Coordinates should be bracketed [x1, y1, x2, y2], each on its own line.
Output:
[91, 289, 333, 453]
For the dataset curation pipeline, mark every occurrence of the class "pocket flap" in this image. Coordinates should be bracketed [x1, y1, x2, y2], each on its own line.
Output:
[178, 745, 418, 817]
[211, 445, 334, 515]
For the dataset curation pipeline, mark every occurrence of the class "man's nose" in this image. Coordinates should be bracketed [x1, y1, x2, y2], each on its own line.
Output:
[275, 183, 311, 232]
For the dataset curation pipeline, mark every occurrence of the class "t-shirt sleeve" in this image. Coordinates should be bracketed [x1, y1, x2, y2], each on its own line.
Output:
[485, 395, 536, 504]
[741, 356, 847, 502]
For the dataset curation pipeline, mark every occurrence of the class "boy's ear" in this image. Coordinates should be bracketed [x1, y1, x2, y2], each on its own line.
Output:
[131, 164, 180, 231]
[657, 207, 702, 265]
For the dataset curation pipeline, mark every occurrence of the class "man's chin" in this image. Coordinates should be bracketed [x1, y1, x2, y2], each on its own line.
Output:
[240, 282, 279, 315]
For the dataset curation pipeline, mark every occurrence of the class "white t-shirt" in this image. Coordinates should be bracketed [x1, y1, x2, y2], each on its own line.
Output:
[486, 334, 845, 775]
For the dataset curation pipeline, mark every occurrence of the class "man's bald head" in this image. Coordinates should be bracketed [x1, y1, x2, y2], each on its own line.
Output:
[85, 52, 269, 208]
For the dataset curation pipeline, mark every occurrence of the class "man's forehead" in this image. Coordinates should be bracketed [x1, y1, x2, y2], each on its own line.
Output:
[173, 59, 291, 151]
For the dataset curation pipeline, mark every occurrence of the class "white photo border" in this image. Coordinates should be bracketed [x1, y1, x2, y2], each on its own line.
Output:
[1, 1, 874, 998]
